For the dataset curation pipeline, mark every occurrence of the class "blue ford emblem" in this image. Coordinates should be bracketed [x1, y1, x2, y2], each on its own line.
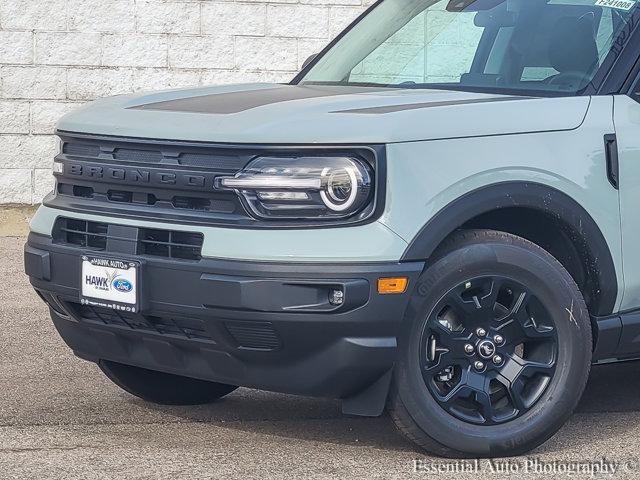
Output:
[112, 278, 133, 293]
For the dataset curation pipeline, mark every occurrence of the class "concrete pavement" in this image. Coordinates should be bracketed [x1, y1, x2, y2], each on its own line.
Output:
[0, 207, 36, 237]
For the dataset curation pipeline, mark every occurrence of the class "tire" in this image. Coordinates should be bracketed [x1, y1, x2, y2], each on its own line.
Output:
[99, 360, 238, 405]
[388, 229, 592, 458]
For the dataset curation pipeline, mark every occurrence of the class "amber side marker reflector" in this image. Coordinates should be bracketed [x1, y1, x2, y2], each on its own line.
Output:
[378, 277, 408, 295]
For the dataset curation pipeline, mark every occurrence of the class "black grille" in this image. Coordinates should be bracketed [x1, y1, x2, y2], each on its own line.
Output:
[113, 147, 163, 163]
[63, 141, 100, 158]
[55, 218, 108, 250]
[172, 196, 210, 211]
[107, 190, 133, 203]
[58, 183, 94, 198]
[53, 217, 203, 261]
[60, 137, 251, 168]
[67, 303, 215, 342]
[178, 152, 246, 169]
[138, 228, 203, 261]
[58, 182, 237, 214]
[225, 321, 281, 351]
[52, 135, 253, 224]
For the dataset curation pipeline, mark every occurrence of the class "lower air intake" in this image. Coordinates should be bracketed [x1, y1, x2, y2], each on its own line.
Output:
[225, 321, 281, 351]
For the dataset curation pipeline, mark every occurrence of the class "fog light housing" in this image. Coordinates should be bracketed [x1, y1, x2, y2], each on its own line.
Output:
[329, 289, 344, 306]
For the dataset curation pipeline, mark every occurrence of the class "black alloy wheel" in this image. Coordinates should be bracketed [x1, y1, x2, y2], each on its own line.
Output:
[421, 276, 557, 425]
[388, 230, 592, 458]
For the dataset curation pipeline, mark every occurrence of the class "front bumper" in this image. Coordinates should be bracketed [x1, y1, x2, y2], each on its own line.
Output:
[25, 232, 423, 408]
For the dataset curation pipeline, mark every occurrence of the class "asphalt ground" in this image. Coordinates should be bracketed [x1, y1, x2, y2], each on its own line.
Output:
[3, 235, 640, 479]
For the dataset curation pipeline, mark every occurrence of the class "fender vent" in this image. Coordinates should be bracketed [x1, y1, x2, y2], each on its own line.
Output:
[225, 321, 281, 351]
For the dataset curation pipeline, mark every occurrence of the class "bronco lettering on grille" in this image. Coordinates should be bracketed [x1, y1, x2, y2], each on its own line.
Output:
[64, 163, 212, 191]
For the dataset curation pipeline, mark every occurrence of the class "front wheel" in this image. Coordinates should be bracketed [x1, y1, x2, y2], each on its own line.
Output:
[99, 360, 238, 405]
[388, 230, 592, 458]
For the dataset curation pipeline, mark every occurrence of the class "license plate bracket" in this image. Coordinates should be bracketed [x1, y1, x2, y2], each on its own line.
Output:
[80, 256, 139, 313]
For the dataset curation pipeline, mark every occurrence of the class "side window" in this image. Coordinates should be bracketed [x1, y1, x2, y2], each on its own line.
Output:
[349, 6, 485, 85]
[514, 10, 613, 83]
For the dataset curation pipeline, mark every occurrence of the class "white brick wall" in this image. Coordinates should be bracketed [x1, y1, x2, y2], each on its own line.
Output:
[0, 0, 371, 204]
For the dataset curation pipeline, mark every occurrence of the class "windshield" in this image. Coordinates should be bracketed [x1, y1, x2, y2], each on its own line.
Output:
[297, 0, 639, 94]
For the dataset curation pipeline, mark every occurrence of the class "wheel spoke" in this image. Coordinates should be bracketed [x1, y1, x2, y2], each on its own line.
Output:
[445, 278, 503, 325]
[506, 377, 528, 411]
[521, 360, 555, 378]
[483, 278, 504, 311]
[507, 287, 556, 338]
[514, 307, 555, 339]
[475, 379, 496, 423]
[447, 291, 479, 317]
[434, 331, 473, 354]
[497, 355, 555, 411]
[437, 368, 496, 423]
[498, 355, 554, 384]
[494, 317, 524, 343]
[423, 348, 454, 374]
[430, 316, 460, 337]
[423, 337, 469, 375]
[495, 293, 554, 342]
[438, 368, 473, 404]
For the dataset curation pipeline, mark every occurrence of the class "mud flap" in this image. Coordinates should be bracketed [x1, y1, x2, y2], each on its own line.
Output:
[341, 369, 393, 417]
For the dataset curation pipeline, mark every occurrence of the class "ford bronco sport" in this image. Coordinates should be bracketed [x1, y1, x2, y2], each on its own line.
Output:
[23, 0, 640, 458]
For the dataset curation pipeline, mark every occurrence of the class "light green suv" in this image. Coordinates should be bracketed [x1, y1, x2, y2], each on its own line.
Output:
[23, 0, 640, 458]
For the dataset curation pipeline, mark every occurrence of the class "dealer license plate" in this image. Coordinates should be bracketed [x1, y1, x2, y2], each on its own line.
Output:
[80, 256, 139, 312]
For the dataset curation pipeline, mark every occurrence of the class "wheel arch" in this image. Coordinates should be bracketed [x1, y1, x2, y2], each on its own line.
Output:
[401, 181, 618, 317]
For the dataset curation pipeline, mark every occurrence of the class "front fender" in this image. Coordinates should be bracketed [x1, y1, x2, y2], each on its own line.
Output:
[380, 96, 622, 315]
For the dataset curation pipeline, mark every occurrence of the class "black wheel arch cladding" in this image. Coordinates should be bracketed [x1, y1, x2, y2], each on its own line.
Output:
[401, 181, 618, 317]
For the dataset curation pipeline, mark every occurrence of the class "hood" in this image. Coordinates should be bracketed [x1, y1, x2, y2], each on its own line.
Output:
[57, 83, 590, 144]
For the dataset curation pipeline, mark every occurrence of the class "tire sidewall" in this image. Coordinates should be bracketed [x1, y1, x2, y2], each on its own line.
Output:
[394, 238, 592, 457]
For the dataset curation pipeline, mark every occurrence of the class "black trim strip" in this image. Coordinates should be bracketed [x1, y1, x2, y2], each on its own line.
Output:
[332, 96, 535, 115]
[130, 85, 388, 115]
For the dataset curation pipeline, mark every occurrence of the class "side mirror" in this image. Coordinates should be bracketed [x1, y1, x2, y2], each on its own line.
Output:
[302, 54, 317, 70]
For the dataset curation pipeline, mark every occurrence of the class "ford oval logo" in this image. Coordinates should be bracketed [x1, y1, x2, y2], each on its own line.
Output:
[113, 278, 133, 293]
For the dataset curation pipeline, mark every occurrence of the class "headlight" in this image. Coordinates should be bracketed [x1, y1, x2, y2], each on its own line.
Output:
[217, 156, 373, 220]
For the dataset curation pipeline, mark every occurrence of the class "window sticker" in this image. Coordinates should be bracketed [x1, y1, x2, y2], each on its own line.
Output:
[595, 0, 636, 11]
